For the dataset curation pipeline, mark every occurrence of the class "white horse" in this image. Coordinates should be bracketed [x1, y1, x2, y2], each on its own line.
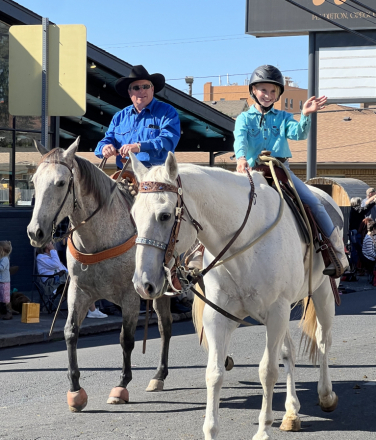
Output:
[27, 140, 175, 412]
[130, 152, 340, 440]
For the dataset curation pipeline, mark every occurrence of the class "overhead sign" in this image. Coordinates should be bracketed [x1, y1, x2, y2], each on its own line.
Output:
[9, 24, 87, 116]
[246, 0, 376, 37]
[319, 45, 376, 101]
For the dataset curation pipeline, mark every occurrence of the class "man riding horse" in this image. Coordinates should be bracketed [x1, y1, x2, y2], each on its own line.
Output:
[94, 64, 180, 168]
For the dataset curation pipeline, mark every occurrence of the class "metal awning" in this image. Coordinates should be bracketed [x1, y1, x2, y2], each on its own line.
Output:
[60, 44, 235, 154]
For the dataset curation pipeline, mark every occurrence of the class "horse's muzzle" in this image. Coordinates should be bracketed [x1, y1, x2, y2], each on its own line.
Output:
[27, 224, 49, 248]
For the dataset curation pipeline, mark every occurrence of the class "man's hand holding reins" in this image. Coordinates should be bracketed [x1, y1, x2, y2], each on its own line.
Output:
[119, 143, 141, 158]
[102, 144, 119, 158]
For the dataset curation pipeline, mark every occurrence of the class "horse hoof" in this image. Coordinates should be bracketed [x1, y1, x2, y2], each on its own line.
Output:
[320, 392, 338, 412]
[107, 387, 129, 404]
[280, 414, 301, 432]
[225, 356, 234, 371]
[146, 379, 164, 392]
[67, 388, 88, 412]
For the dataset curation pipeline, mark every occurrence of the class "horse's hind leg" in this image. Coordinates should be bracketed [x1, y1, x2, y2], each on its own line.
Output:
[253, 300, 290, 440]
[64, 284, 92, 412]
[202, 306, 237, 440]
[107, 293, 139, 405]
[279, 330, 301, 432]
[312, 280, 338, 412]
[145, 295, 172, 391]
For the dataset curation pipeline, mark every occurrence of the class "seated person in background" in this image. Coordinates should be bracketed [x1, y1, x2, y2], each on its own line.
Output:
[349, 196, 376, 268]
[36, 241, 68, 290]
[361, 220, 376, 277]
[361, 187, 376, 207]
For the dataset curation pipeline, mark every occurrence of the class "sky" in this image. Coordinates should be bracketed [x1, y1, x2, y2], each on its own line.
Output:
[15, 0, 310, 100]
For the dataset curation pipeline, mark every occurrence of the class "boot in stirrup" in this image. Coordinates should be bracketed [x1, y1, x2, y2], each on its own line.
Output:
[323, 226, 349, 277]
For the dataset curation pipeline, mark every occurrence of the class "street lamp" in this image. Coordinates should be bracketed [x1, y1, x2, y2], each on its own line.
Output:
[185, 76, 194, 96]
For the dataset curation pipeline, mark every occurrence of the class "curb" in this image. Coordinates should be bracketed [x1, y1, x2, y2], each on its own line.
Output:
[0, 311, 192, 349]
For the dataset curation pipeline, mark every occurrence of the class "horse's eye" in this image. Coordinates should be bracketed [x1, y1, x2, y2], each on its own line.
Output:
[159, 213, 171, 222]
[56, 180, 65, 187]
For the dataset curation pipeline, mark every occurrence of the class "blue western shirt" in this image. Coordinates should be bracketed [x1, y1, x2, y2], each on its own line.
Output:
[233, 105, 311, 167]
[95, 98, 180, 168]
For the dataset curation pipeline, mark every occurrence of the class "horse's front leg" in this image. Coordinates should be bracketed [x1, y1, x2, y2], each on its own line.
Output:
[65, 284, 92, 412]
[107, 293, 139, 405]
[279, 330, 301, 432]
[145, 295, 172, 391]
[312, 280, 338, 412]
[253, 300, 290, 440]
[202, 305, 236, 440]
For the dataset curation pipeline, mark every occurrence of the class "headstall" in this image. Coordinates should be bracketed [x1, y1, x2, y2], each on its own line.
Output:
[136, 176, 202, 266]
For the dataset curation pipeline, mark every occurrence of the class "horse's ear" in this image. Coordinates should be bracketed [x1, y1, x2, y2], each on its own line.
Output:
[34, 140, 48, 156]
[130, 152, 148, 182]
[62, 137, 80, 163]
[163, 152, 178, 181]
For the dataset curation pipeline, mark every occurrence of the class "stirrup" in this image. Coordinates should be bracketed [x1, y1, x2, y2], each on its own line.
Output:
[323, 249, 344, 278]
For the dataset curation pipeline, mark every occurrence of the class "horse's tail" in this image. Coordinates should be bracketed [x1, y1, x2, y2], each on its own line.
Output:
[299, 297, 318, 365]
[192, 285, 208, 351]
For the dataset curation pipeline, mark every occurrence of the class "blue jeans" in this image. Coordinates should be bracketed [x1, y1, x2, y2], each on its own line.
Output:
[284, 161, 334, 237]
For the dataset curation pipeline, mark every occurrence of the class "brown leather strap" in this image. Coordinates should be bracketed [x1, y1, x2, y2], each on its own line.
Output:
[190, 282, 255, 327]
[139, 181, 179, 194]
[68, 234, 137, 265]
[201, 169, 255, 277]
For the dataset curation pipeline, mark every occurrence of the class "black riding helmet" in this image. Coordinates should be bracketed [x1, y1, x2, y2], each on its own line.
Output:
[249, 65, 285, 97]
[249, 65, 285, 109]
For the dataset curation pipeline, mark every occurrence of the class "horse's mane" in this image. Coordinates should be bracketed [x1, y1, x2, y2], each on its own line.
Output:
[75, 155, 117, 209]
[41, 148, 133, 209]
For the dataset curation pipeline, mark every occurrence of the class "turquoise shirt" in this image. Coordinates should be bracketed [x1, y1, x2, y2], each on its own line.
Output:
[233, 105, 311, 167]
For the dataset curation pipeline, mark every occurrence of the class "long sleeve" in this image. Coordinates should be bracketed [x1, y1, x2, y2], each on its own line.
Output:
[37, 250, 67, 282]
[94, 113, 121, 158]
[362, 235, 376, 260]
[233, 113, 250, 160]
[139, 105, 180, 155]
[285, 112, 311, 141]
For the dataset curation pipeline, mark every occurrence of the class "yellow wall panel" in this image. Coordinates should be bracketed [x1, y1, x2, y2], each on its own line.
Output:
[9, 24, 86, 116]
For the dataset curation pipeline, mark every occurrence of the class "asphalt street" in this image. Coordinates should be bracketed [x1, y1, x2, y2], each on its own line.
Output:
[0, 286, 375, 440]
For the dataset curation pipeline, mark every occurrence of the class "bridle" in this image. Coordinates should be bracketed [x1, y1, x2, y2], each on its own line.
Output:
[135, 171, 257, 327]
[38, 154, 116, 243]
[136, 176, 202, 266]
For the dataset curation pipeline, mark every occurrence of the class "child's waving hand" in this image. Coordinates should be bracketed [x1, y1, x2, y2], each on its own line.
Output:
[303, 96, 327, 116]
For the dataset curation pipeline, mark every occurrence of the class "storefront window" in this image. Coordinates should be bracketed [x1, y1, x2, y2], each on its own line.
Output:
[14, 132, 38, 206]
[0, 130, 12, 206]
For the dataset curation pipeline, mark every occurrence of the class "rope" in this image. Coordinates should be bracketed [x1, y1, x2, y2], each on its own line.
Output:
[258, 155, 314, 299]
[202, 155, 313, 298]
[207, 158, 285, 270]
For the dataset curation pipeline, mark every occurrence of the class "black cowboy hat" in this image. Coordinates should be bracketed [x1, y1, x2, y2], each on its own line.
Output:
[115, 65, 165, 98]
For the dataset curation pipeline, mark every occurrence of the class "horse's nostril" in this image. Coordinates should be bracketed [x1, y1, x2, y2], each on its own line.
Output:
[145, 283, 154, 296]
[36, 228, 44, 239]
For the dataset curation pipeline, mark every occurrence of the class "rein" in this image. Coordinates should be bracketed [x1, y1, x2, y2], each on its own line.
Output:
[136, 170, 257, 327]
[40, 154, 136, 263]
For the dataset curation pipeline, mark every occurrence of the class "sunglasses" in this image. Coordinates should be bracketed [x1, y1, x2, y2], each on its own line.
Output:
[129, 84, 152, 91]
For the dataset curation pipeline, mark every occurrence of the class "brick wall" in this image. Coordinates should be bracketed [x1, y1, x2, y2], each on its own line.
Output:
[203, 82, 308, 113]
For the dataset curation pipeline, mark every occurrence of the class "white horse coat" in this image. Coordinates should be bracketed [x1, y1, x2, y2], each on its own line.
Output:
[131, 152, 340, 440]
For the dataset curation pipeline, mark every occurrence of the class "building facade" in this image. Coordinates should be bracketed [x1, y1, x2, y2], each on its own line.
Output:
[203, 77, 308, 114]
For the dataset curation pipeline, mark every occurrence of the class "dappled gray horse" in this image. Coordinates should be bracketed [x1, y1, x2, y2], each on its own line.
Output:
[27, 139, 172, 412]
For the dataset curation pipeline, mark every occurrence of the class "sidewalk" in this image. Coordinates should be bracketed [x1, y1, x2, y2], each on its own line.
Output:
[0, 307, 192, 349]
[0, 274, 372, 350]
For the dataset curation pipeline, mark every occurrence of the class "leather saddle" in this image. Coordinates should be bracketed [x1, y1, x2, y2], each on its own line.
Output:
[254, 163, 341, 305]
